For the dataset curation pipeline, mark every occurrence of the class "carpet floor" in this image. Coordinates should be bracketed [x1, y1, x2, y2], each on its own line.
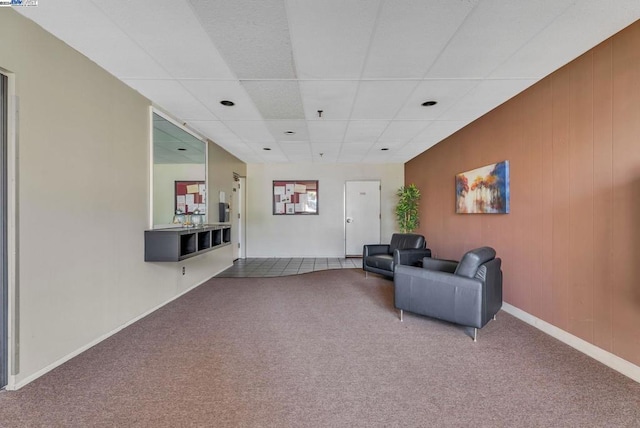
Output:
[0, 269, 639, 427]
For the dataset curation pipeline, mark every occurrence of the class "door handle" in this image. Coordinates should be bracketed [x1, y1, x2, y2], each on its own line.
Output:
[346, 217, 353, 223]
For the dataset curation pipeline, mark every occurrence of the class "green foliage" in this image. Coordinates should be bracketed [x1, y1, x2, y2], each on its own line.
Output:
[395, 184, 421, 233]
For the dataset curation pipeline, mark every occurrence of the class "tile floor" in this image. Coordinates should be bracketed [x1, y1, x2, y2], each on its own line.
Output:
[216, 257, 363, 277]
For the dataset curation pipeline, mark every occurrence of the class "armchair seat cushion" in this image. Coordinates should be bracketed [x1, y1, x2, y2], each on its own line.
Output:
[364, 254, 394, 272]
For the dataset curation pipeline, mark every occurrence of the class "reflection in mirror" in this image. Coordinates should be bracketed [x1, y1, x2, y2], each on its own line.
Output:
[152, 112, 206, 228]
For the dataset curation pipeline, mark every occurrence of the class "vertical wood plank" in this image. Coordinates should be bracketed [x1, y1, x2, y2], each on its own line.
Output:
[592, 40, 614, 351]
[567, 52, 595, 341]
[611, 23, 640, 364]
[540, 78, 555, 322]
[551, 66, 572, 331]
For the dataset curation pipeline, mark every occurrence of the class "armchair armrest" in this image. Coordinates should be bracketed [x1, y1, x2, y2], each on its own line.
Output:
[422, 257, 458, 273]
[395, 265, 482, 290]
[363, 244, 391, 257]
[394, 248, 432, 267]
[394, 265, 484, 328]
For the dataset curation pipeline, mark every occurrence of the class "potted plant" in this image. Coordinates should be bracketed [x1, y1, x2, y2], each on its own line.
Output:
[395, 184, 421, 233]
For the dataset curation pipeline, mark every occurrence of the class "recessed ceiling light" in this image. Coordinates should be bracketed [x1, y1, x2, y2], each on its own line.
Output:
[263, 147, 271, 151]
[421, 101, 437, 107]
[381, 148, 390, 151]
[177, 148, 187, 151]
[220, 100, 235, 106]
[284, 130, 296, 135]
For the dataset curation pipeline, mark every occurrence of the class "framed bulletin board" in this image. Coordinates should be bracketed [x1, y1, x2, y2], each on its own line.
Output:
[273, 180, 318, 215]
[175, 180, 206, 214]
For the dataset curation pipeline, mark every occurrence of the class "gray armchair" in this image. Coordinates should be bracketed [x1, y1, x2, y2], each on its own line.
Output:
[363, 233, 431, 278]
[393, 247, 502, 341]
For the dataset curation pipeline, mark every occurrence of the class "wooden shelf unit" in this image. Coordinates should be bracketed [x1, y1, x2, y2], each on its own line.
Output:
[144, 224, 231, 262]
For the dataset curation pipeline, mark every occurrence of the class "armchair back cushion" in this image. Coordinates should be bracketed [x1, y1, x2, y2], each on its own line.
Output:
[389, 234, 425, 253]
[454, 247, 496, 278]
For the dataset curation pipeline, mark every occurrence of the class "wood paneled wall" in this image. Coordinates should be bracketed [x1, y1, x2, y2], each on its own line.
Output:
[405, 21, 640, 366]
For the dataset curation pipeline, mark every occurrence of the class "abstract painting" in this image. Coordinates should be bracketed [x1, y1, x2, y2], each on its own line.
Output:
[456, 161, 509, 214]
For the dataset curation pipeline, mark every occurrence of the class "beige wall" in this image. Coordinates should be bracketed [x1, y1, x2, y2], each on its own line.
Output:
[406, 21, 640, 366]
[246, 163, 403, 257]
[207, 139, 246, 222]
[0, 10, 241, 388]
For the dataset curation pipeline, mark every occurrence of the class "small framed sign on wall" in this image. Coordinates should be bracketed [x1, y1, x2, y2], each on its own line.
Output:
[272, 180, 318, 215]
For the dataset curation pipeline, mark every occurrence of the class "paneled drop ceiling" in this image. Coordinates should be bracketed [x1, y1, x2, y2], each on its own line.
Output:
[16, 1, 640, 164]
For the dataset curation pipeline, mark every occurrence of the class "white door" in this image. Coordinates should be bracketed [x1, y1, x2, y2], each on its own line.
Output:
[345, 180, 381, 256]
[238, 177, 246, 259]
[231, 178, 241, 260]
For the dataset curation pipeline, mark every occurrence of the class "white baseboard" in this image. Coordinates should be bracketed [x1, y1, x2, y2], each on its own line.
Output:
[502, 303, 640, 384]
[7, 266, 231, 391]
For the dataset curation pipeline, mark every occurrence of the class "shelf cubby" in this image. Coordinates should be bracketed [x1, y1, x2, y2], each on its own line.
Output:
[197, 230, 211, 250]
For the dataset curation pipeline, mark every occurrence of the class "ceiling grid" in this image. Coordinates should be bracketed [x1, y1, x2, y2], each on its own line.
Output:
[16, 0, 640, 163]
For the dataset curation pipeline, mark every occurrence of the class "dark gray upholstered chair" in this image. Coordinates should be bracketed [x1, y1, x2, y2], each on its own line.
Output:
[362, 233, 431, 278]
[393, 247, 502, 341]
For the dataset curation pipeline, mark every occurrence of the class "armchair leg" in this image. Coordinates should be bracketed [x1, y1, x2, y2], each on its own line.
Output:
[400, 309, 403, 322]
[473, 328, 477, 342]
[493, 314, 497, 321]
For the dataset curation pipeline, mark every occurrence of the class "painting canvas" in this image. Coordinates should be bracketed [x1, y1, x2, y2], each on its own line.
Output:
[456, 161, 510, 214]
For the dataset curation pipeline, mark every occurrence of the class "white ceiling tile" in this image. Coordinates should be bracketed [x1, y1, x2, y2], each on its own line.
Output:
[490, 1, 640, 79]
[261, 153, 290, 163]
[363, 0, 478, 78]
[427, 0, 575, 79]
[287, 153, 314, 162]
[125, 79, 213, 120]
[314, 152, 339, 163]
[265, 120, 309, 142]
[395, 80, 479, 120]
[340, 142, 376, 154]
[279, 142, 312, 156]
[438, 79, 536, 121]
[18, 1, 170, 79]
[299, 81, 359, 120]
[393, 144, 433, 162]
[351, 81, 419, 120]
[87, 0, 235, 79]
[410, 120, 469, 147]
[181, 80, 263, 121]
[361, 150, 398, 163]
[247, 142, 285, 158]
[310, 143, 341, 162]
[287, 0, 381, 79]
[241, 80, 305, 120]
[188, 0, 296, 79]
[343, 121, 389, 143]
[306, 121, 348, 143]
[225, 121, 276, 144]
[186, 120, 252, 154]
[337, 155, 366, 163]
[377, 121, 431, 143]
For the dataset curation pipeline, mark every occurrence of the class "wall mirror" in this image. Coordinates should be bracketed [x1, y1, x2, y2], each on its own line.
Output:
[152, 112, 207, 228]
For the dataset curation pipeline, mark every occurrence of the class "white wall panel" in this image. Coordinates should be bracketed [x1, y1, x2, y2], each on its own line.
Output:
[246, 163, 403, 257]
